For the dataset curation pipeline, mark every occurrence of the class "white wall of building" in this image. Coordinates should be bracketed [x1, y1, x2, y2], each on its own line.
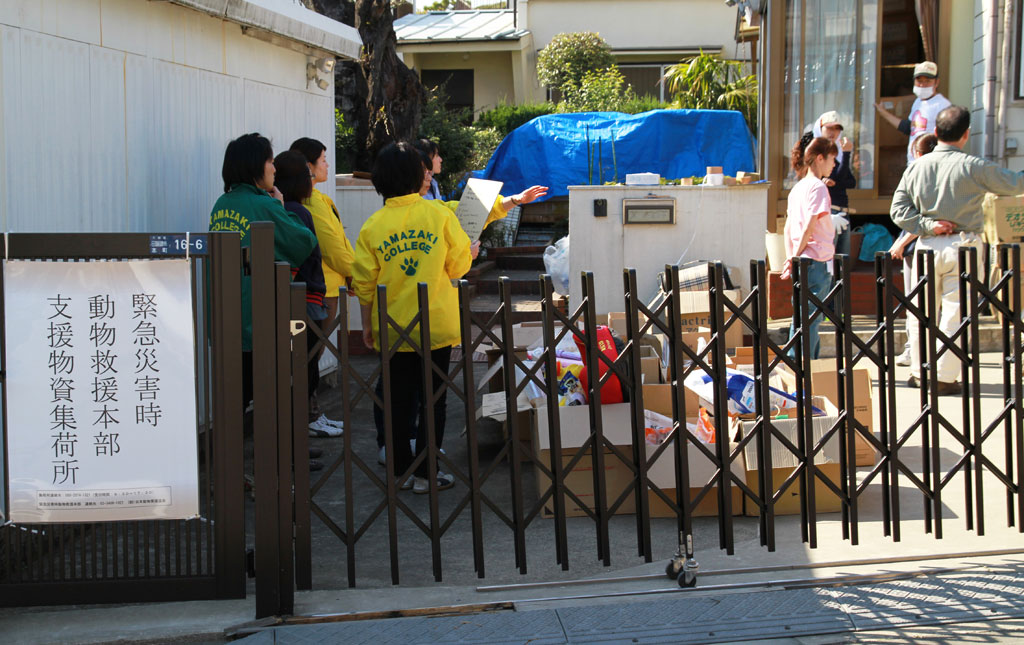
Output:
[0, 0, 337, 233]
[521, 0, 737, 57]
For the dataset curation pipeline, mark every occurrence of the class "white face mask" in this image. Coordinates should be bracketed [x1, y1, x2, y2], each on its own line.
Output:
[913, 85, 934, 100]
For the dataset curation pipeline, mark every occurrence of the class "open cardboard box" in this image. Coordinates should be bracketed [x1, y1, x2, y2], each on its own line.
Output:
[530, 384, 745, 518]
[531, 400, 636, 517]
[737, 396, 844, 515]
[771, 359, 877, 467]
[677, 289, 745, 350]
[642, 384, 745, 517]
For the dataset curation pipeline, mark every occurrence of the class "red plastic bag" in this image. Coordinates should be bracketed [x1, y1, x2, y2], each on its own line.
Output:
[574, 325, 626, 404]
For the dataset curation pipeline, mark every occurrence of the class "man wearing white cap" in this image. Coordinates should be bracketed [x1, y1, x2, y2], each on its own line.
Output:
[875, 61, 951, 163]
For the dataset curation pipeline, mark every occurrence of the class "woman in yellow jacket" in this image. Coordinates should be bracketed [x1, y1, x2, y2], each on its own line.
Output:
[289, 138, 354, 436]
[411, 138, 548, 234]
[351, 141, 478, 493]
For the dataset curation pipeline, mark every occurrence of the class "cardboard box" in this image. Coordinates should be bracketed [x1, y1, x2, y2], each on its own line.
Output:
[877, 95, 915, 148]
[642, 384, 745, 517]
[478, 391, 534, 445]
[808, 361, 876, 466]
[983, 193, 1024, 244]
[536, 448, 638, 517]
[531, 384, 742, 518]
[737, 396, 843, 515]
[744, 463, 842, 515]
[532, 401, 636, 517]
[640, 344, 662, 384]
[676, 289, 745, 350]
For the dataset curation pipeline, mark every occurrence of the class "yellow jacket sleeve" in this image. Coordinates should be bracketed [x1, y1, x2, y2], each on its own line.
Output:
[483, 195, 509, 229]
[351, 224, 380, 306]
[443, 209, 473, 280]
[311, 192, 356, 278]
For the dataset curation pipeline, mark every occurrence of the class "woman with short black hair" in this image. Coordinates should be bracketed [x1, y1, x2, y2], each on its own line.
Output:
[352, 141, 475, 494]
[273, 150, 341, 439]
[209, 133, 317, 411]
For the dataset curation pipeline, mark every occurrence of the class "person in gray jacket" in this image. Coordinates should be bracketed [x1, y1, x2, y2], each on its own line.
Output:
[890, 105, 1024, 394]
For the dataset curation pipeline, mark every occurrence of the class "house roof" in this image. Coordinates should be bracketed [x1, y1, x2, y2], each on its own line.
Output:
[168, 0, 362, 60]
[395, 10, 528, 43]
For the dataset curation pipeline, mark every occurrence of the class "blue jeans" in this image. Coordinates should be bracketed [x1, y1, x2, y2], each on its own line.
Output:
[788, 259, 831, 360]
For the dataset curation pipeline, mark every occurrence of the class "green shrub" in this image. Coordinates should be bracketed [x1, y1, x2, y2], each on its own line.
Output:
[537, 32, 616, 92]
[558, 67, 637, 114]
[468, 126, 504, 172]
[618, 94, 670, 114]
[476, 101, 556, 136]
[663, 52, 758, 132]
[418, 89, 475, 198]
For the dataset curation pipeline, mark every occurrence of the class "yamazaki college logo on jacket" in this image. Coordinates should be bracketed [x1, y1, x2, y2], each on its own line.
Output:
[376, 228, 438, 275]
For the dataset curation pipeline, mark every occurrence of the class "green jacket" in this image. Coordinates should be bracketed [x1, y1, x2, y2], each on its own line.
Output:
[209, 183, 317, 350]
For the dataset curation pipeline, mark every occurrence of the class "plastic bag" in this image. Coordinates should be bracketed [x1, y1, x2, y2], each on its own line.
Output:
[856, 223, 895, 263]
[683, 367, 824, 417]
[543, 235, 570, 294]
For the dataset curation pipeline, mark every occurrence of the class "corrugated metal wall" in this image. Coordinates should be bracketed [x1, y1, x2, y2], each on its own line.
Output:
[0, 24, 335, 233]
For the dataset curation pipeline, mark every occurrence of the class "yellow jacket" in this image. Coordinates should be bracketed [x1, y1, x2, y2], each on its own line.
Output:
[352, 194, 472, 351]
[439, 196, 508, 234]
[303, 188, 355, 296]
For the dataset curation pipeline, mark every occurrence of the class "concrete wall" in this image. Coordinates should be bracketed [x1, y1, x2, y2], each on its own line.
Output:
[404, 50, 518, 115]
[0, 0, 337, 233]
[568, 184, 768, 314]
[518, 0, 739, 103]
[520, 0, 735, 56]
[333, 180, 382, 331]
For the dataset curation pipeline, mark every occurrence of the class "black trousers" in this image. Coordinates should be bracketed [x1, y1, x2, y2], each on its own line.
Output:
[373, 346, 452, 479]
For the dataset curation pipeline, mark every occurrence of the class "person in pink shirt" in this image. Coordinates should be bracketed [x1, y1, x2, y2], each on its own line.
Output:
[783, 136, 838, 359]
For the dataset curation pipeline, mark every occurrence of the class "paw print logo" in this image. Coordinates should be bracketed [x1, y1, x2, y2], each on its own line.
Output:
[400, 256, 419, 276]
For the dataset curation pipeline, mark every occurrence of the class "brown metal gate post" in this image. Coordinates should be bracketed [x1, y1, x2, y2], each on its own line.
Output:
[251, 223, 282, 619]
[209, 232, 246, 598]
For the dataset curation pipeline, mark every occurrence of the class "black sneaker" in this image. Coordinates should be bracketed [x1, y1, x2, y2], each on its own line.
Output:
[309, 459, 324, 472]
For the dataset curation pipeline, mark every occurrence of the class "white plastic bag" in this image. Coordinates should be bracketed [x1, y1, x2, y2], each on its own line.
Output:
[543, 235, 570, 294]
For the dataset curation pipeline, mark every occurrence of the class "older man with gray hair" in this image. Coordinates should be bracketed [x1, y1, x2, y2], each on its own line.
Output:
[891, 105, 1024, 394]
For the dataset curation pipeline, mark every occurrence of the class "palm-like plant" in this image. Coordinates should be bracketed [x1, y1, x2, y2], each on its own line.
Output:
[662, 52, 758, 132]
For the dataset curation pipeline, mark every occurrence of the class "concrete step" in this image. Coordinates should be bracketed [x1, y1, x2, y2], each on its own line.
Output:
[468, 294, 544, 324]
[765, 314, 1009, 358]
[496, 254, 545, 271]
[470, 268, 545, 295]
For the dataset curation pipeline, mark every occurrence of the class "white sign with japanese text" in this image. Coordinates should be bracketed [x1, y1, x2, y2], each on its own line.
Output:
[3, 260, 199, 523]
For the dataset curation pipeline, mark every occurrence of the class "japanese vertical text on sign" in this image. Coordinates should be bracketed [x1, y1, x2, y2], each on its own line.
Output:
[3, 260, 199, 523]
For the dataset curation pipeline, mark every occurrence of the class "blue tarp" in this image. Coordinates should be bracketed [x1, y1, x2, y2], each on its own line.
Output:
[476, 109, 756, 202]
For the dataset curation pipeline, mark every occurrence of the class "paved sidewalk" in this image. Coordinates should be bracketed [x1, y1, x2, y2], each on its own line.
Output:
[236, 560, 1024, 644]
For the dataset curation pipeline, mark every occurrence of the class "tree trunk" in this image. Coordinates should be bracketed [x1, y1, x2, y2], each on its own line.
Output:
[305, 0, 423, 172]
[354, 0, 424, 170]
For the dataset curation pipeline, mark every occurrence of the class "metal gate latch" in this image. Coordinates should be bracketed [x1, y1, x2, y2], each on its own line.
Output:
[290, 320, 307, 336]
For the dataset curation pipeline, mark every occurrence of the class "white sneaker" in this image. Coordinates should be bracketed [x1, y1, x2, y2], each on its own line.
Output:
[319, 415, 343, 429]
[377, 440, 419, 465]
[413, 470, 455, 494]
[895, 350, 912, 367]
[309, 414, 343, 437]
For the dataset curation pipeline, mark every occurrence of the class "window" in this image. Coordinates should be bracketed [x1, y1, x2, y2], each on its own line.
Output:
[619, 64, 672, 102]
[420, 69, 474, 115]
[783, 0, 879, 190]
